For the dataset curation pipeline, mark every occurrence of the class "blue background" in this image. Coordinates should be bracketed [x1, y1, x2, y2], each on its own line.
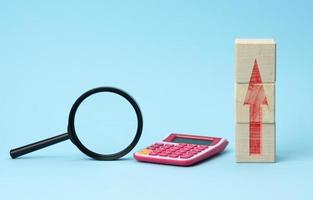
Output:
[1, 0, 313, 199]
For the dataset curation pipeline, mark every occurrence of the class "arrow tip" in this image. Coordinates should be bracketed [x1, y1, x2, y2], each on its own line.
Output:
[249, 59, 263, 84]
[244, 59, 268, 106]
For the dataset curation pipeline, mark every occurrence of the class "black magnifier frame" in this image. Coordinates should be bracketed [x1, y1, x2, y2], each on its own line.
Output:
[10, 87, 143, 160]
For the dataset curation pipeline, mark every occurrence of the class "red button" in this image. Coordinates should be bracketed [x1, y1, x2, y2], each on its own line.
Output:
[169, 154, 179, 158]
[180, 155, 192, 159]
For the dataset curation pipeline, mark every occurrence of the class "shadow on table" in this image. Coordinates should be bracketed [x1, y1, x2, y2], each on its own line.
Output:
[276, 145, 313, 163]
[8, 154, 133, 162]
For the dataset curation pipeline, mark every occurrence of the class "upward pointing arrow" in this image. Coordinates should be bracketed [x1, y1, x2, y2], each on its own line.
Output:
[244, 59, 268, 155]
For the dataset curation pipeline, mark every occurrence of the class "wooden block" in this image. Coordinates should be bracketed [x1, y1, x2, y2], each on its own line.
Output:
[236, 39, 276, 83]
[236, 83, 275, 123]
[236, 123, 275, 162]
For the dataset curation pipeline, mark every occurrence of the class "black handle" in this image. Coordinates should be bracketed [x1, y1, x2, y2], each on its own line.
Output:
[10, 133, 70, 159]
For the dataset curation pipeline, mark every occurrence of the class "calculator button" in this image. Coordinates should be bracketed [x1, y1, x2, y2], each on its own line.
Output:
[168, 148, 175, 152]
[180, 155, 193, 159]
[189, 150, 198, 154]
[137, 149, 152, 155]
[159, 153, 169, 157]
[154, 148, 162, 151]
[149, 152, 158, 156]
[169, 154, 179, 158]
[197, 148, 207, 152]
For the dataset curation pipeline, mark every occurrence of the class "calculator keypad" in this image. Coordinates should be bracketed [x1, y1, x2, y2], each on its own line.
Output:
[144, 143, 208, 159]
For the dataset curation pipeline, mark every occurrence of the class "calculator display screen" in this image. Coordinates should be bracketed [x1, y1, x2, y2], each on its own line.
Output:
[172, 137, 212, 146]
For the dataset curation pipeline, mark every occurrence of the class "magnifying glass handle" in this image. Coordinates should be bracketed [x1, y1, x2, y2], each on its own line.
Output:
[10, 133, 69, 159]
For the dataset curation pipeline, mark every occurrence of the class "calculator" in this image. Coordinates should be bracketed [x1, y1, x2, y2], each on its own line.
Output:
[134, 133, 228, 166]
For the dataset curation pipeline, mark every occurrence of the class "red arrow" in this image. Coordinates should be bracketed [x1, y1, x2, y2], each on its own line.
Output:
[244, 59, 268, 155]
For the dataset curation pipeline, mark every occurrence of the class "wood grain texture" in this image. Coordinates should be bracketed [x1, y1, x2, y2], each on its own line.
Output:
[235, 39, 276, 83]
[235, 83, 275, 123]
[236, 123, 275, 162]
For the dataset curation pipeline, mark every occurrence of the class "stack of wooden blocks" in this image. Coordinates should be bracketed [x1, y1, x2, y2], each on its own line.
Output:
[235, 39, 276, 162]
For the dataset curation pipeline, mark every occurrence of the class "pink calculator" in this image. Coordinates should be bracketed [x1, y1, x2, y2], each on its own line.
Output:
[134, 133, 228, 166]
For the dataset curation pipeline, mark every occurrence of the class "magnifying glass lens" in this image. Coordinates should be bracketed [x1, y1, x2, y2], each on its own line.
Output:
[74, 92, 138, 155]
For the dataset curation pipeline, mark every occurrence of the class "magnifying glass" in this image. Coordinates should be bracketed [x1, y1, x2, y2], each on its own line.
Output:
[10, 87, 143, 160]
